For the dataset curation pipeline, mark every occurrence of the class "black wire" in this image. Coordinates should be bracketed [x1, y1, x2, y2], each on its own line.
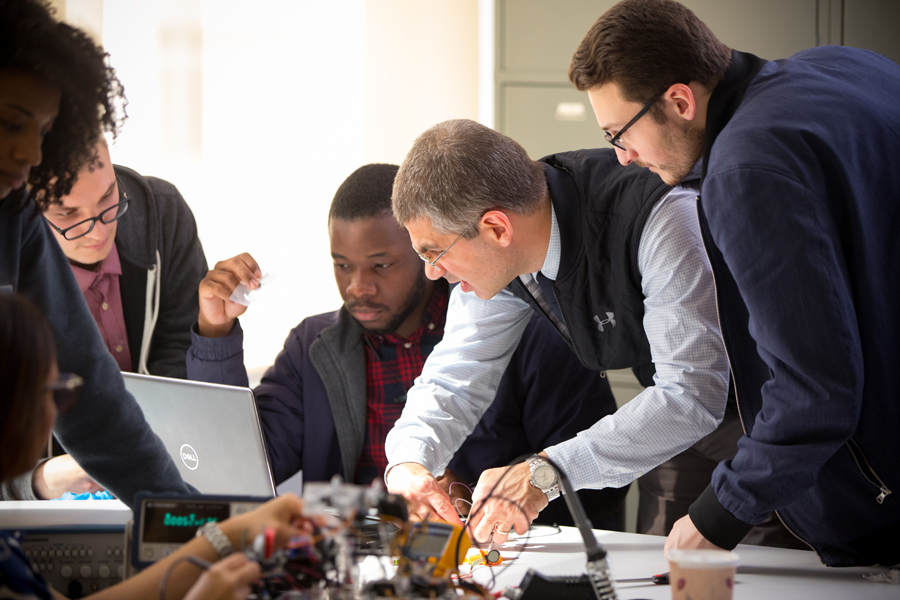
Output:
[159, 555, 212, 600]
[455, 461, 535, 593]
[536, 455, 607, 560]
[480, 494, 533, 592]
[461, 454, 608, 592]
[525, 522, 562, 538]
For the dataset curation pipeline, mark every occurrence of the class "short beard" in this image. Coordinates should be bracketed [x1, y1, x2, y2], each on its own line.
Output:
[657, 120, 705, 185]
[368, 269, 429, 335]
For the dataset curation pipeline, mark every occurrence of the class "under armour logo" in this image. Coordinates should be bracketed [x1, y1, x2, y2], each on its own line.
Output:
[594, 312, 616, 332]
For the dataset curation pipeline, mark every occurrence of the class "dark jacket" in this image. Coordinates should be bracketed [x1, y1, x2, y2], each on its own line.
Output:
[114, 165, 207, 378]
[0, 199, 191, 506]
[186, 300, 628, 527]
[688, 47, 900, 567]
[508, 149, 671, 371]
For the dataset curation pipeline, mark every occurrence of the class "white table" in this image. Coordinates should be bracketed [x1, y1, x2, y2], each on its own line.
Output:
[464, 526, 899, 599]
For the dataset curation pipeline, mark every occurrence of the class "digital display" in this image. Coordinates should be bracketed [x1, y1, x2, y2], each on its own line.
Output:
[142, 501, 231, 544]
[406, 524, 451, 559]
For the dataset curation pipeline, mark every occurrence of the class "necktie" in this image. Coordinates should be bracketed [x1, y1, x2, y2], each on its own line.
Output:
[524, 272, 570, 340]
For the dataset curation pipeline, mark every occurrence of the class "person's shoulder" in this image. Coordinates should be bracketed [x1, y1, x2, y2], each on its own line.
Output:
[114, 165, 189, 208]
[142, 175, 183, 200]
[539, 147, 619, 169]
[787, 44, 892, 68]
[289, 309, 343, 341]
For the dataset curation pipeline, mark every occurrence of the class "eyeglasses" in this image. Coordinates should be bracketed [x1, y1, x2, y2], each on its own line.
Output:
[44, 372, 83, 416]
[605, 90, 666, 152]
[413, 223, 475, 268]
[44, 174, 130, 241]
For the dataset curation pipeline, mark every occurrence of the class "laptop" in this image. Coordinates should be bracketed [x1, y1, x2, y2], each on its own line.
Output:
[123, 373, 276, 498]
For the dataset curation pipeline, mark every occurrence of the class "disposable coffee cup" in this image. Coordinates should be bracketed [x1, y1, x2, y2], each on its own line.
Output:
[666, 549, 739, 600]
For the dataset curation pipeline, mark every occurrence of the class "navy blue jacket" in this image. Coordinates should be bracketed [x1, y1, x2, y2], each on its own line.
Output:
[688, 47, 900, 566]
[187, 294, 627, 527]
[0, 200, 190, 506]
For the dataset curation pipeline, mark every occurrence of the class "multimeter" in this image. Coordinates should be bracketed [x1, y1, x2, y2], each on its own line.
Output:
[130, 492, 269, 571]
[401, 521, 471, 577]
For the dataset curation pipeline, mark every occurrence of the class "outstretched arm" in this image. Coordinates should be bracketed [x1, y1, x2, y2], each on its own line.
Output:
[384, 285, 532, 519]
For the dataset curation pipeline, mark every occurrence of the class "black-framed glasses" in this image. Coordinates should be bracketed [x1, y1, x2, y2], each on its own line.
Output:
[413, 222, 475, 268]
[605, 90, 666, 152]
[44, 372, 83, 416]
[44, 174, 130, 241]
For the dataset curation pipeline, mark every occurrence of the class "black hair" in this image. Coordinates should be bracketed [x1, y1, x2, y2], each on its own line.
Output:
[0, 292, 57, 483]
[328, 163, 400, 222]
[0, 0, 127, 213]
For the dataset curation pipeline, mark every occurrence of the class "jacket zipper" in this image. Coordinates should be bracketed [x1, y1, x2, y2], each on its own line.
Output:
[694, 200, 823, 562]
[845, 437, 893, 504]
[550, 286, 602, 376]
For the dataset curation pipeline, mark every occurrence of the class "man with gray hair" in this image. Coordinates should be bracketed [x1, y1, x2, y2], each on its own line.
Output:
[385, 119, 729, 545]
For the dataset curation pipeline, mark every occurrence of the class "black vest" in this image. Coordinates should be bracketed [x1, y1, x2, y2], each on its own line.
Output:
[507, 149, 671, 372]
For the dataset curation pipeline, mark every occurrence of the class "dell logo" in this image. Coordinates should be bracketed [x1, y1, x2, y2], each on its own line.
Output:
[180, 444, 199, 470]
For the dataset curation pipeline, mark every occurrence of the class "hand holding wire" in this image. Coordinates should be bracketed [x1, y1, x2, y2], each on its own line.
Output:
[468, 461, 545, 544]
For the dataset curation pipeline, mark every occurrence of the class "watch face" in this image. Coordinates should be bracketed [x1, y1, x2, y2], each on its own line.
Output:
[533, 464, 557, 488]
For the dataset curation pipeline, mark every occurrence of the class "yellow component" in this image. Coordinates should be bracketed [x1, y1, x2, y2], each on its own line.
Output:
[432, 522, 471, 577]
[397, 520, 472, 578]
[464, 549, 503, 566]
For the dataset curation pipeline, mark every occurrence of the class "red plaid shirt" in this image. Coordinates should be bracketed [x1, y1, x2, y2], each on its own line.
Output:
[355, 282, 448, 484]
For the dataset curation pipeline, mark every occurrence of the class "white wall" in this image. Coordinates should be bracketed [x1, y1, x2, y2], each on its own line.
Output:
[69, 0, 482, 371]
[363, 0, 480, 164]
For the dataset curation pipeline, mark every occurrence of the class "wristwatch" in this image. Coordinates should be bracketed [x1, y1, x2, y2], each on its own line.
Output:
[196, 521, 234, 558]
[528, 455, 560, 502]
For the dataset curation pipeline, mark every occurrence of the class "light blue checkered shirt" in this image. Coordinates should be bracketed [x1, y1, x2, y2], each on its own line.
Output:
[385, 187, 729, 491]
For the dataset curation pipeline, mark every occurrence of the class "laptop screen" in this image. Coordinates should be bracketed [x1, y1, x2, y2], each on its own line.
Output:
[123, 373, 276, 497]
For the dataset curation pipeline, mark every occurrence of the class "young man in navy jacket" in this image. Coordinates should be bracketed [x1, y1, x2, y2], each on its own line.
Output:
[571, 0, 900, 566]
[186, 164, 627, 528]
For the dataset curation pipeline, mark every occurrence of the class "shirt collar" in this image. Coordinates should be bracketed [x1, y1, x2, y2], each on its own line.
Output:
[70, 243, 122, 293]
[537, 202, 561, 281]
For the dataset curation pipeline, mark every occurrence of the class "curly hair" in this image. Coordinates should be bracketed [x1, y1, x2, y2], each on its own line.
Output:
[0, 0, 127, 213]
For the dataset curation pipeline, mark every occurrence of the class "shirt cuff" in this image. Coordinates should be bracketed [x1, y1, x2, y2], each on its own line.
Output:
[688, 484, 754, 550]
[544, 437, 602, 491]
[189, 320, 243, 361]
[384, 439, 444, 485]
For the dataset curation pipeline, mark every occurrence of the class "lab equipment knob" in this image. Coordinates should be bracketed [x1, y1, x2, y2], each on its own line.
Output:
[98, 565, 111, 578]
[60, 565, 73, 578]
[80, 564, 92, 578]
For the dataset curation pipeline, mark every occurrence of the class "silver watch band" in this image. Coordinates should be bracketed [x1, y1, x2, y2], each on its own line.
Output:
[528, 456, 561, 502]
[196, 522, 234, 558]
